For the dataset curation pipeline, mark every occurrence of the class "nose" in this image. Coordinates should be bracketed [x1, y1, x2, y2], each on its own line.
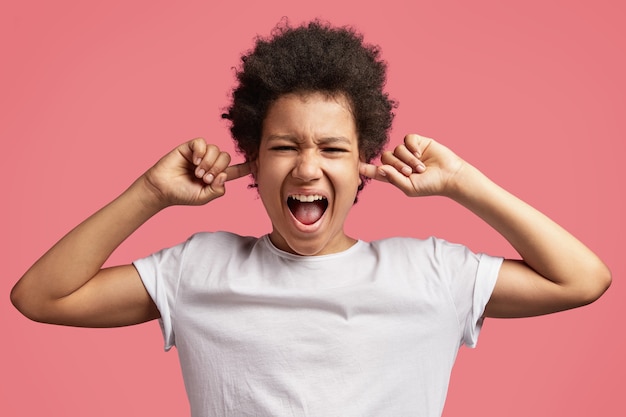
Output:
[292, 150, 322, 182]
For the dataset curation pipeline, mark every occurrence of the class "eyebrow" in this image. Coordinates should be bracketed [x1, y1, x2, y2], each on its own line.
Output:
[266, 135, 353, 145]
[318, 136, 352, 145]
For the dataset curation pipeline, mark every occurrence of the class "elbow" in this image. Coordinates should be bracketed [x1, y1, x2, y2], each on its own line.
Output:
[594, 262, 612, 300]
[10, 282, 36, 321]
[574, 261, 612, 307]
[10, 280, 49, 324]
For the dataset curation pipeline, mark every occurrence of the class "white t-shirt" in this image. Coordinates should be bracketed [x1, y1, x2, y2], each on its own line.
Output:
[134, 231, 502, 417]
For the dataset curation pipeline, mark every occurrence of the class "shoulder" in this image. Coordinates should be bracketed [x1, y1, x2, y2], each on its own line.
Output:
[138, 232, 260, 265]
[369, 235, 465, 255]
[368, 236, 489, 276]
[172, 231, 256, 259]
[186, 231, 259, 249]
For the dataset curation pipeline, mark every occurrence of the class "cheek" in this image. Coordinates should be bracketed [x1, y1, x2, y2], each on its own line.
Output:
[346, 159, 362, 185]
[255, 160, 285, 201]
[332, 161, 361, 197]
[255, 158, 272, 185]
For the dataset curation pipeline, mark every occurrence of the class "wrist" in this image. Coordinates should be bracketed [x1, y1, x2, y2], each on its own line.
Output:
[129, 175, 171, 215]
[444, 162, 489, 203]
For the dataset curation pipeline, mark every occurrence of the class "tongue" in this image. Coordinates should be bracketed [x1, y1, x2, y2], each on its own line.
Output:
[290, 201, 325, 225]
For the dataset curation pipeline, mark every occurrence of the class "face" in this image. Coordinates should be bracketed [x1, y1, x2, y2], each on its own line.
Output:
[254, 92, 362, 256]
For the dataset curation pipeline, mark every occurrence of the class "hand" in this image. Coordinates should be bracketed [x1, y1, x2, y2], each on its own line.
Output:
[141, 138, 251, 208]
[359, 134, 466, 198]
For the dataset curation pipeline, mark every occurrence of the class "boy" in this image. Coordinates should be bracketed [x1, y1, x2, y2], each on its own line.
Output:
[11, 21, 610, 416]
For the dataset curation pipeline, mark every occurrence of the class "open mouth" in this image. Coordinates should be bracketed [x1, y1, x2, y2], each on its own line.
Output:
[287, 194, 329, 225]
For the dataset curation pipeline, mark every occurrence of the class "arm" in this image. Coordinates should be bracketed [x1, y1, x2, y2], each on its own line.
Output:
[360, 134, 611, 318]
[11, 138, 250, 327]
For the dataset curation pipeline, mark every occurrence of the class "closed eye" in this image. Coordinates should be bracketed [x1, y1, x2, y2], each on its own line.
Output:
[322, 147, 348, 153]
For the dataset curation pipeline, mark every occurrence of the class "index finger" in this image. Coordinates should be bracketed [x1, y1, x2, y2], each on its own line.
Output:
[224, 161, 252, 182]
[359, 162, 389, 183]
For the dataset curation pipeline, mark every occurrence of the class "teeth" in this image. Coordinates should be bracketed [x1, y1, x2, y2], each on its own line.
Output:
[289, 194, 326, 203]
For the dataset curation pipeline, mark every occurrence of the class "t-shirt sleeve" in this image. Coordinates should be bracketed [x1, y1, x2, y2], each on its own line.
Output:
[133, 239, 189, 351]
[464, 253, 503, 347]
[435, 239, 503, 348]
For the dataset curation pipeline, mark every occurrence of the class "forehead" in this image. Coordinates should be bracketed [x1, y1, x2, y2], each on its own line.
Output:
[262, 92, 357, 141]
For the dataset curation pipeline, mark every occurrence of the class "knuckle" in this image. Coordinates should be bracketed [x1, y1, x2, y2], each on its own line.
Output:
[207, 153, 231, 176]
[221, 151, 232, 163]
[381, 150, 394, 162]
[394, 144, 406, 153]
[405, 134, 422, 149]
[191, 137, 206, 149]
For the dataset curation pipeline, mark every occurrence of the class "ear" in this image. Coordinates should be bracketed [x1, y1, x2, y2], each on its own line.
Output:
[250, 157, 259, 179]
[358, 153, 367, 186]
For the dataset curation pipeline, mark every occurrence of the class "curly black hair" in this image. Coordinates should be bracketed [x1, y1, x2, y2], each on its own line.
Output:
[222, 20, 396, 167]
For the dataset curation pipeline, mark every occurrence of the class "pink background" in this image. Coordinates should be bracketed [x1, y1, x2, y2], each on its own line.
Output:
[2, 1, 624, 415]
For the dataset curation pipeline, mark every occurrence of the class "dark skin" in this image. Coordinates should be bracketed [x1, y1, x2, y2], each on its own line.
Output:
[11, 92, 611, 327]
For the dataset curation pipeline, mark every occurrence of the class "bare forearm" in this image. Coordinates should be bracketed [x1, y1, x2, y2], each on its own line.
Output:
[449, 163, 610, 292]
[12, 177, 161, 301]
[363, 133, 610, 316]
[11, 139, 247, 326]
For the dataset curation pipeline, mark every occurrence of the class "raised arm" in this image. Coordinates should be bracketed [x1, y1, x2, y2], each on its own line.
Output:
[11, 138, 250, 327]
[360, 134, 611, 318]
